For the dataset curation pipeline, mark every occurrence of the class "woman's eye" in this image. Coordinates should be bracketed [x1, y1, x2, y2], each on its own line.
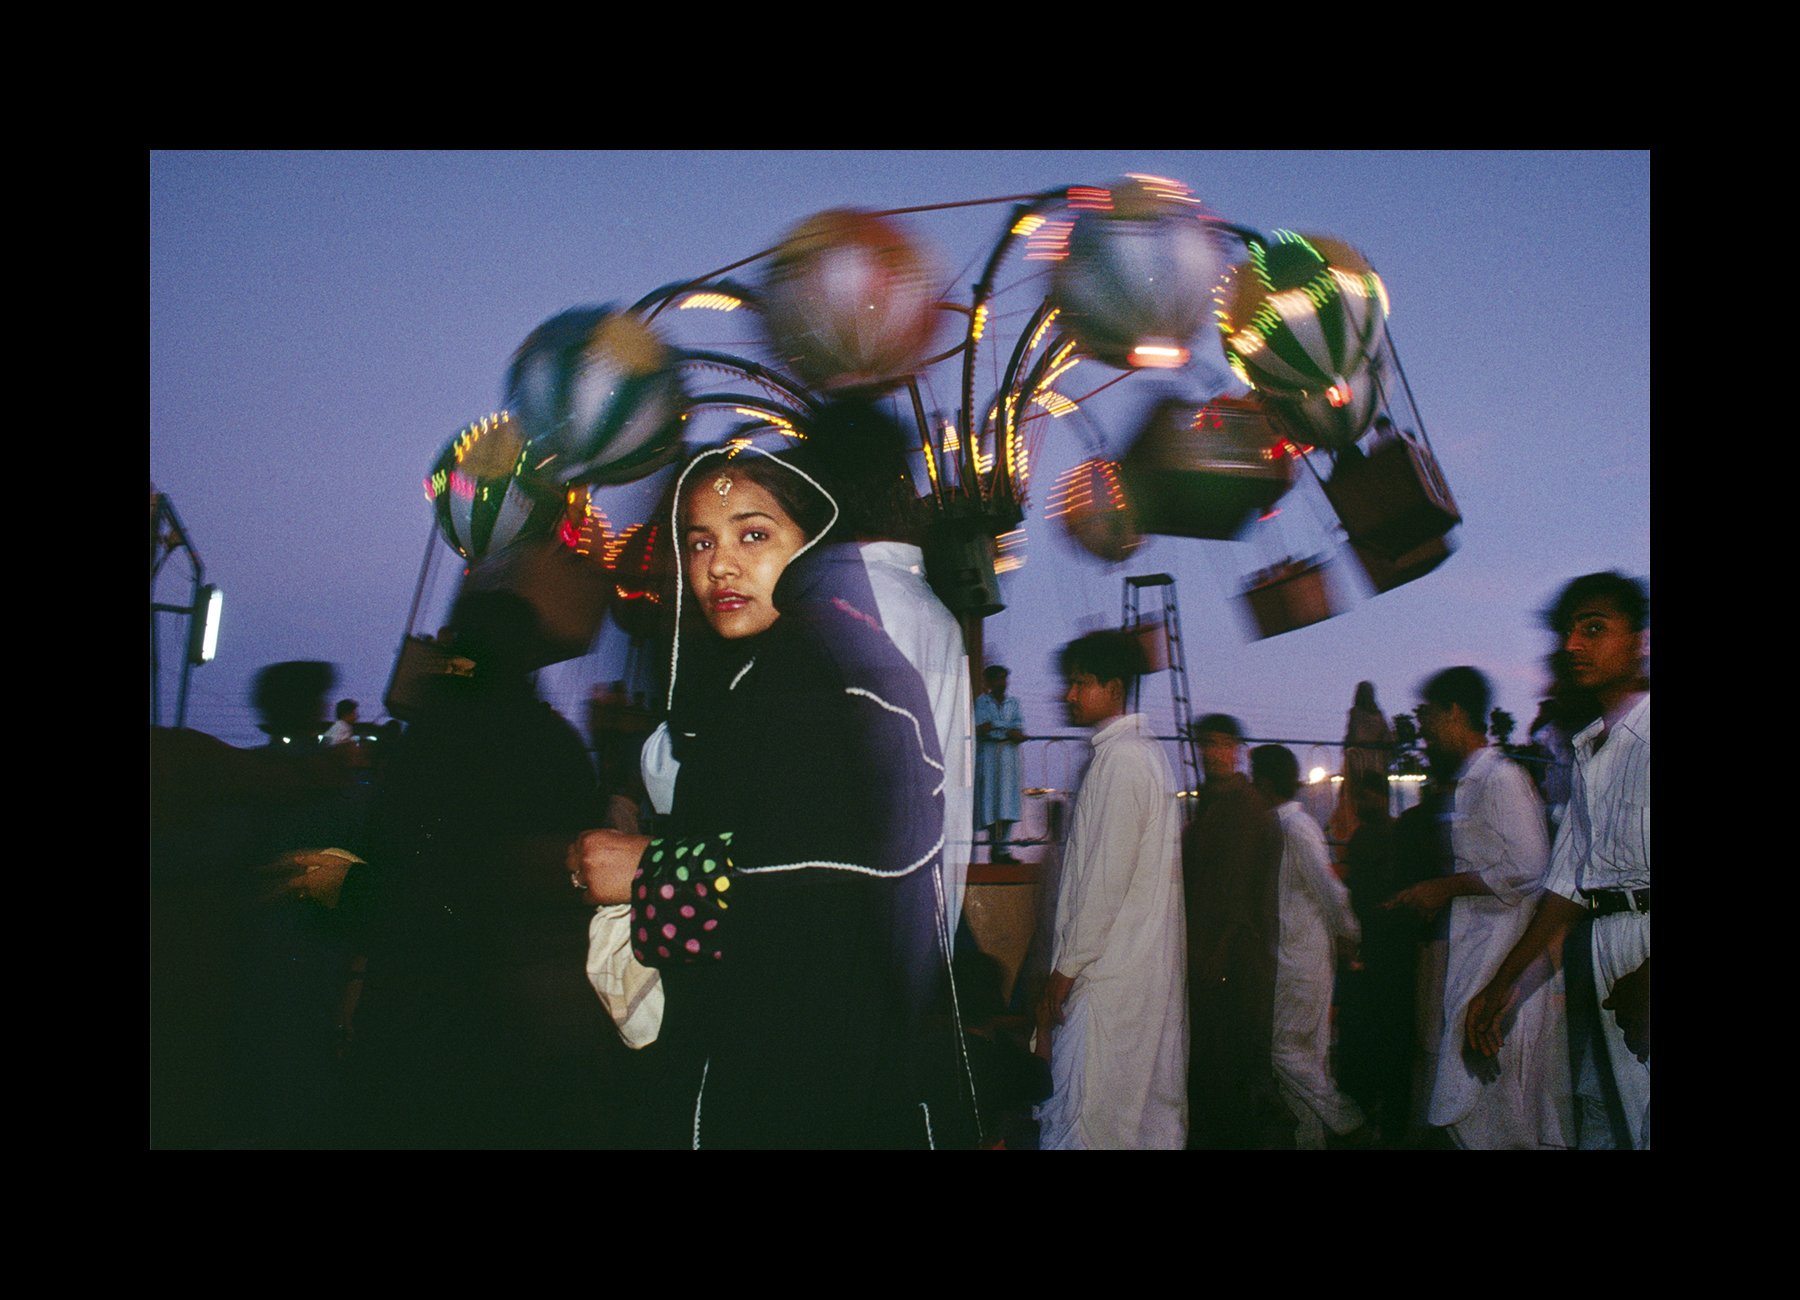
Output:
[689, 538, 713, 554]
[743, 530, 768, 544]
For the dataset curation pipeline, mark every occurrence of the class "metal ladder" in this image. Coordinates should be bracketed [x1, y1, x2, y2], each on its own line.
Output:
[1123, 573, 1201, 812]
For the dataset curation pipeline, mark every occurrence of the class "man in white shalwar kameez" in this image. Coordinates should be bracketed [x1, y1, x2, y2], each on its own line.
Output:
[1469, 572, 1650, 1149]
[1036, 631, 1187, 1150]
[1254, 744, 1367, 1149]
[1390, 667, 1570, 1149]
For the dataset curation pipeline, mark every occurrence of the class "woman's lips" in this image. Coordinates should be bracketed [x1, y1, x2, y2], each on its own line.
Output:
[710, 590, 749, 612]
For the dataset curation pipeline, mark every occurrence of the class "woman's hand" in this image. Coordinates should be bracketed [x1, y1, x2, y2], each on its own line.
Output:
[568, 830, 653, 905]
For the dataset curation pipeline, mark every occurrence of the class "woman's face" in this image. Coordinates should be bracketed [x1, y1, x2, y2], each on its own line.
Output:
[682, 470, 809, 640]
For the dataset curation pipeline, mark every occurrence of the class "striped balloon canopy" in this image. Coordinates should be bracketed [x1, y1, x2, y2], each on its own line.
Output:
[1219, 230, 1390, 450]
[760, 209, 944, 393]
[504, 306, 688, 486]
[424, 412, 554, 561]
[1048, 176, 1221, 370]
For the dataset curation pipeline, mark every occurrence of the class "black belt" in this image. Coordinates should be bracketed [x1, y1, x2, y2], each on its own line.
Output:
[1580, 887, 1650, 915]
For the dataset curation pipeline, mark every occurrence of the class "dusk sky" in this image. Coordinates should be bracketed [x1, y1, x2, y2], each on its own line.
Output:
[150, 150, 1648, 780]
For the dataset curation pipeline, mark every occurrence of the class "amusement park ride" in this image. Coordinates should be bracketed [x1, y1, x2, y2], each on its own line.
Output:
[387, 173, 1461, 721]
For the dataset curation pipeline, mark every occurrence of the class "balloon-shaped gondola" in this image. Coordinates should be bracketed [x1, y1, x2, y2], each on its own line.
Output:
[423, 412, 553, 561]
[759, 209, 944, 393]
[1218, 230, 1390, 449]
[504, 305, 688, 485]
[1048, 175, 1221, 370]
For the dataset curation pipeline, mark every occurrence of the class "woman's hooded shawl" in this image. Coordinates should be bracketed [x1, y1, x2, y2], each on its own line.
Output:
[637, 444, 978, 1149]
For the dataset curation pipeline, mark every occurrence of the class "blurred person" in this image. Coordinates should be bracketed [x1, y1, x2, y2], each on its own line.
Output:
[1467, 572, 1650, 1149]
[570, 445, 977, 1149]
[151, 660, 367, 1147]
[1033, 630, 1187, 1150]
[1335, 769, 1416, 1143]
[795, 400, 975, 943]
[341, 592, 619, 1148]
[975, 664, 1025, 863]
[1332, 680, 1395, 844]
[1181, 712, 1286, 1148]
[1388, 667, 1570, 1149]
[1255, 743, 1371, 1148]
[325, 699, 359, 746]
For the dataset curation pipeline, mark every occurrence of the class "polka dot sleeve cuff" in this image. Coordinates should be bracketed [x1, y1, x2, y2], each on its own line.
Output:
[630, 832, 735, 966]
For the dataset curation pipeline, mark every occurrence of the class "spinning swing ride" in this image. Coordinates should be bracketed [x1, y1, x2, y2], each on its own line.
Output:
[389, 172, 1460, 717]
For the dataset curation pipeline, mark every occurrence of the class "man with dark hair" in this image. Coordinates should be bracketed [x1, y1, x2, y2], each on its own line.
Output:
[1468, 573, 1649, 1148]
[1181, 712, 1285, 1147]
[1254, 743, 1368, 1147]
[1035, 630, 1186, 1148]
[1389, 666, 1568, 1148]
[325, 699, 359, 746]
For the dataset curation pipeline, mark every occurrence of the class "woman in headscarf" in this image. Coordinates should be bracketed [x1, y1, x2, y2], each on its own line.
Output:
[572, 444, 977, 1149]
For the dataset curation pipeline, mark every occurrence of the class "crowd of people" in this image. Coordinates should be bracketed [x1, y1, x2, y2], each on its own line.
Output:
[149, 395, 1649, 1149]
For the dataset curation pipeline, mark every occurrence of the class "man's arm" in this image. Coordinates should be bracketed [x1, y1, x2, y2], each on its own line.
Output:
[1385, 871, 1493, 917]
[1464, 891, 1584, 1056]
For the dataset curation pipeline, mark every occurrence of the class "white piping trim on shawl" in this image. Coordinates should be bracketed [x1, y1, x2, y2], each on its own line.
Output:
[692, 1057, 709, 1151]
[920, 1102, 934, 1150]
[664, 445, 841, 713]
[844, 686, 946, 791]
[728, 658, 756, 692]
[933, 861, 983, 1138]
[734, 830, 946, 878]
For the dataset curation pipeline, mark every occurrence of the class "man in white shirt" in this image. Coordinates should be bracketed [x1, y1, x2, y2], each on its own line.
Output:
[1254, 743, 1369, 1148]
[324, 699, 358, 746]
[1468, 572, 1649, 1148]
[1035, 630, 1187, 1149]
[1390, 666, 1570, 1148]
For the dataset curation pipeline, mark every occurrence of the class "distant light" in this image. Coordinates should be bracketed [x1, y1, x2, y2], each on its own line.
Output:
[1308, 766, 1329, 784]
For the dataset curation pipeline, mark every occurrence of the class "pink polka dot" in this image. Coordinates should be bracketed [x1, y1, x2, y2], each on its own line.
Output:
[660, 884, 675, 900]
[637, 885, 647, 899]
[663, 923, 677, 939]
[703, 919, 718, 931]
[685, 939, 701, 954]
[712, 951, 722, 961]
[695, 884, 707, 896]
[680, 905, 695, 918]
[637, 928, 648, 942]
[645, 905, 655, 919]
[658, 946, 670, 958]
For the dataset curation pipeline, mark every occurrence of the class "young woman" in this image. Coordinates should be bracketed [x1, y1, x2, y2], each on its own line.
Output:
[572, 444, 976, 1149]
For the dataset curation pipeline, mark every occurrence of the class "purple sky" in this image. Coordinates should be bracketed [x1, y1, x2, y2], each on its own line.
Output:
[150, 150, 1648, 764]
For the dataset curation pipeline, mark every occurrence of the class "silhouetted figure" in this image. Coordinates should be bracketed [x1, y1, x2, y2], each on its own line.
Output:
[341, 592, 615, 1148]
[1181, 713, 1287, 1149]
[1335, 769, 1415, 1142]
[150, 659, 366, 1148]
[325, 698, 359, 746]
